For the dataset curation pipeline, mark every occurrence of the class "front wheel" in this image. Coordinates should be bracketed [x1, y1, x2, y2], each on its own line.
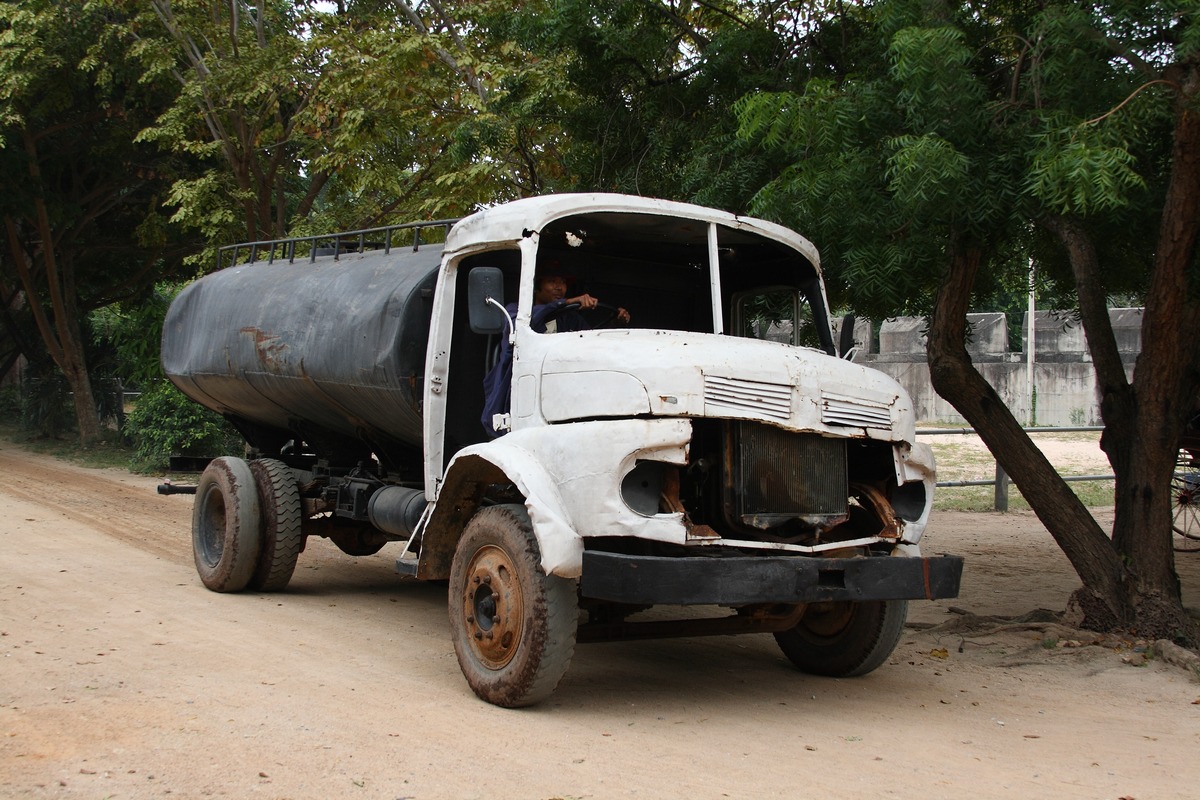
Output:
[192, 456, 262, 592]
[774, 599, 907, 677]
[448, 505, 577, 707]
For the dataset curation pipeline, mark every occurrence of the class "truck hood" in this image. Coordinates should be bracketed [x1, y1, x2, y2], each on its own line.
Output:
[532, 328, 916, 443]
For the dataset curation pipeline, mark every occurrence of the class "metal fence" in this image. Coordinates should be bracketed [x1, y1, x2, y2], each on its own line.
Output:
[917, 426, 1113, 511]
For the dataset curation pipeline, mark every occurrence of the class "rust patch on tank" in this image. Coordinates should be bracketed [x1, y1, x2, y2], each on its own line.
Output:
[240, 327, 289, 370]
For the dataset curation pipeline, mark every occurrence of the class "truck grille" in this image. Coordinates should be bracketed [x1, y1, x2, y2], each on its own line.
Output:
[821, 391, 892, 430]
[730, 422, 847, 529]
[704, 375, 791, 422]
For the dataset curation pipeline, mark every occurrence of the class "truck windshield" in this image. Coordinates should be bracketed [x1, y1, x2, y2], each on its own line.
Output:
[733, 287, 823, 349]
[533, 211, 835, 354]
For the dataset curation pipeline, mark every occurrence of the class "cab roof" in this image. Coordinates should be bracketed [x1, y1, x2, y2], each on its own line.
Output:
[445, 193, 822, 275]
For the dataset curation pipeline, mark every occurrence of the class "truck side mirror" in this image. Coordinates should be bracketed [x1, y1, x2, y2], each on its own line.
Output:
[468, 267, 509, 335]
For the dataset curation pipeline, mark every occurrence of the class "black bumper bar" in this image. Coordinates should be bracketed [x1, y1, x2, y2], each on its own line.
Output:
[580, 551, 963, 606]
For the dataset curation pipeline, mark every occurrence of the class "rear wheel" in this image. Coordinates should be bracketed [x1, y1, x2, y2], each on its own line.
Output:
[192, 456, 262, 592]
[774, 599, 907, 677]
[248, 459, 303, 591]
[449, 505, 577, 707]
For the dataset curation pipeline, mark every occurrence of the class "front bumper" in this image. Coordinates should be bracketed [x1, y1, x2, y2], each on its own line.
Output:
[580, 551, 963, 606]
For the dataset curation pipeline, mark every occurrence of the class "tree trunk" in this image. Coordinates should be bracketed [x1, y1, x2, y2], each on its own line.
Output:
[1041, 214, 1198, 641]
[62, 340, 101, 446]
[4, 218, 103, 446]
[1039, 215, 1131, 455]
[1105, 55, 1200, 640]
[5, 130, 104, 446]
[925, 239, 1139, 631]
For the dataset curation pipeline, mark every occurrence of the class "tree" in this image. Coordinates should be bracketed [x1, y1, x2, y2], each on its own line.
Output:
[736, 0, 1199, 641]
[0, 0, 194, 444]
[299, 0, 578, 223]
[123, 0, 576, 246]
[508, 0, 822, 206]
[119, 0, 331, 248]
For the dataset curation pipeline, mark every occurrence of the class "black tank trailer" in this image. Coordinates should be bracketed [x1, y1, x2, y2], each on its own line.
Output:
[162, 244, 443, 469]
[161, 243, 446, 581]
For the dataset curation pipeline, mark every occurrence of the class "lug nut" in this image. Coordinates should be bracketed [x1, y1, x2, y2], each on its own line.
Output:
[492, 615, 500, 624]
[474, 631, 483, 640]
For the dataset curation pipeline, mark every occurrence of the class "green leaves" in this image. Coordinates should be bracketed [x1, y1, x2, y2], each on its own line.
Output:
[885, 134, 972, 215]
[1028, 128, 1147, 214]
[888, 25, 984, 136]
[728, 1, 1193, 320]
[89, 285, 178, 387]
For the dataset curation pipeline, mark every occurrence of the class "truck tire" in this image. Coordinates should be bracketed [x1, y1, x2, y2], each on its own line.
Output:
[448, 504, 577, 707]
[192, 456, 262, 593]
[248, 459, 303, 592]
[774, 599, 907, 677]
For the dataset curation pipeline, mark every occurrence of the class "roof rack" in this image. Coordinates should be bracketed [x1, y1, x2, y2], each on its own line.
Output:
[215, 218, 461, 270]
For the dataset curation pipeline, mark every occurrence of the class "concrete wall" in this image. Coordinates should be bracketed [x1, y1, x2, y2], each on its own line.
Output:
[856, 308, 1141, 426]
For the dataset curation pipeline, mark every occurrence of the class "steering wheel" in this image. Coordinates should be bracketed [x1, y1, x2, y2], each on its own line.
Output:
[583, 302, 620, 329]
[543, 301, 621, 329]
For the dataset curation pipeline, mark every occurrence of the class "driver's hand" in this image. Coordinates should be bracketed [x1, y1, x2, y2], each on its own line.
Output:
[568, 293, 599, 310]
[617, 307, 631, 324]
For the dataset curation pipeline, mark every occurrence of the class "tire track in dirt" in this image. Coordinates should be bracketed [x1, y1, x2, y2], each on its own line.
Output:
[0, 446, 192, 565]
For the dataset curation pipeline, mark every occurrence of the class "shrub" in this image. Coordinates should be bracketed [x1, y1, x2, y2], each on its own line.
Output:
[19, 367, 74, 439]
[123, 382, 242, 472]
[0, 385, 20, 421]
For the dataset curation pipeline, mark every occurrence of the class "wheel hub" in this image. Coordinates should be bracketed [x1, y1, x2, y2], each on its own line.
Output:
[198, 487, 226, 567]
[460, 544, 524, 669]
[799, 602, 854, 638]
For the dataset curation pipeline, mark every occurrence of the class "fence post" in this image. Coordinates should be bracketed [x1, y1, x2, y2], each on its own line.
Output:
[994, 464, 1010, 512]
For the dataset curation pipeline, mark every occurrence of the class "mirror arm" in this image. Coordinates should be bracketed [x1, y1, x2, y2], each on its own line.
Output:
[487, 296, 515, 342]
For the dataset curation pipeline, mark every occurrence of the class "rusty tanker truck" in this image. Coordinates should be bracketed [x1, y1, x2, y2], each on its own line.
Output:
[161, 193, 962, 707]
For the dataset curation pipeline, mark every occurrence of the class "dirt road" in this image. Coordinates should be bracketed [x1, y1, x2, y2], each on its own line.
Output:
[2, 444, 1198, 799]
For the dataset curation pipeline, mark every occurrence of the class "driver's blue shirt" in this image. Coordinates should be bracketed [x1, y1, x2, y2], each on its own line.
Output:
[480, 299, 589, 438]
[527, 298, 589, 333]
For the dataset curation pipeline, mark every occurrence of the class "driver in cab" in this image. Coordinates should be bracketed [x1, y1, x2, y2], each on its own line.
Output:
[483, 270, 630, 438]
[525, 272, 631, 333]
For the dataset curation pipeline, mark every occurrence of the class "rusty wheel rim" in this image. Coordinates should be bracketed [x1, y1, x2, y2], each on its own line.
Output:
[460, 544, 524, 670]
[799, 602, 855, 638]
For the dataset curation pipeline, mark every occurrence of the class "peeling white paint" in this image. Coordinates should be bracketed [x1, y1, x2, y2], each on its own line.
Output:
[446, 418, 693, 576]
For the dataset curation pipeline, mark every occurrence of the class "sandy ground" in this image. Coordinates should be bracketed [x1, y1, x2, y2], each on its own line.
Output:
[2, 441, 1199, 800]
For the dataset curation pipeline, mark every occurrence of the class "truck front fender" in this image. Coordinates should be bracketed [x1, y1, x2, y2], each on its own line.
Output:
[418, 442, 579, 580]
[419, 419, 693, 580]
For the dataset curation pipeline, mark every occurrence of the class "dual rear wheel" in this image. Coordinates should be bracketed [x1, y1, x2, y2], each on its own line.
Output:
[191, 456, 302, 593]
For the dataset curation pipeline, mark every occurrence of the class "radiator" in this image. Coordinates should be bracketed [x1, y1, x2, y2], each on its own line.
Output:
[729, 422, 848, 529]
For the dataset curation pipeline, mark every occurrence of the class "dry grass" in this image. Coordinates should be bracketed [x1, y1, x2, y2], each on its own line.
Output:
[921, 428, 1114, 511]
